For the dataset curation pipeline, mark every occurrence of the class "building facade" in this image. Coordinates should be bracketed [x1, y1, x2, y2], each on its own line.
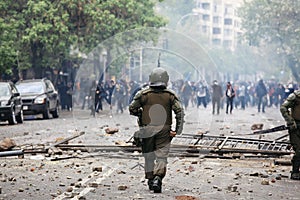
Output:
[193, 0, 244, 51]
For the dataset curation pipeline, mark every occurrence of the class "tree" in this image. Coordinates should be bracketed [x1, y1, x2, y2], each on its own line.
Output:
[239, 0, 300, 82]
[0, 0, 166, 80]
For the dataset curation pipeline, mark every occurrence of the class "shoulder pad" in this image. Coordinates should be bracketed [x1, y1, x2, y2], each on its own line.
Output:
[164, 88, 180, 100]
[133, 89, 144, 100]
[294, 90, 300, 97]
[140, 87, 153, 95]
[287, 92, 297, 101]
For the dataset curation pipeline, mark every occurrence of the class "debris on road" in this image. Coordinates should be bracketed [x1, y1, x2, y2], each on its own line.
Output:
[0, 138, 16, 151]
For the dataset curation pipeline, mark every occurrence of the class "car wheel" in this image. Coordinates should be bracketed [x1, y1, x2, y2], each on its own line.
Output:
[42, 105, 50, 119]
[52, 105, 59, 118]
[8, 109, 17, 125]
[16, 109, 24, 123]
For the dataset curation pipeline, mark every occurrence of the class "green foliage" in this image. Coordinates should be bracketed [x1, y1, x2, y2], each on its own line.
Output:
[0, 0, 166, 79]
[239, 0, 300, 81]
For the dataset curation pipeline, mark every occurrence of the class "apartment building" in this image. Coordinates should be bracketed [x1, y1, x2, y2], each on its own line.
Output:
[193, 0, 244, 50]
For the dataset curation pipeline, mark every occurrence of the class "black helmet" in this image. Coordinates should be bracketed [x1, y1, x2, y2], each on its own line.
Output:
[149, 68, 169, 87]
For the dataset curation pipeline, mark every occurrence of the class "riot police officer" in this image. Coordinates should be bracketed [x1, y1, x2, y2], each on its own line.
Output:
[280, 90, 300, 180]
[129, 68, 184, 193]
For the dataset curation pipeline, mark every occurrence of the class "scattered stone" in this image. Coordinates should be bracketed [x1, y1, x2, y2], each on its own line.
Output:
[59, 183, 66, 187]
[251, 123, 264, 130]
[227, 185, 238, 192]
[66, 186, 73, 192]
[50, 193, 57, 197]
[187, 166, 195, 172]
[261, 179, 270, 185]
[118, 185, 128, 190]
[271, 178, 276, 183]
[89, 182, 99, 188]
[18, 188, 24, 192]
[0, 138, 16, 151]
[175, 195, 199, 200]
[117, 170, 126, 174]
[78, 196, 87, 200]
[105, 127, 119, 134]
[92, 166, 102, 172]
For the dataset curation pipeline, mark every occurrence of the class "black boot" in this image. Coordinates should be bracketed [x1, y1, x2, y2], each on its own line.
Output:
[291, 160, 300, 180]
[152, 176, 162, 193]
[147, 179, 154, 190]
[291, 172, 300, 180]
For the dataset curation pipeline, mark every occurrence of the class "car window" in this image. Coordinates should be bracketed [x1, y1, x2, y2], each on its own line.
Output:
[16, 82, 44, 94]
[45, 80, 55, 92]
[0, 84, 10, 97]
[11, 85, 19, 94]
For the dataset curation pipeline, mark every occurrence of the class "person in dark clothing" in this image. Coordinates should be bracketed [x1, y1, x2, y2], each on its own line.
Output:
[280, 89, 300, 180]
[255, 79, 268, 113]
[211, 80, 223, 114]
[66, 82, 73, 111]
[181, 81, 193, 110]
[57, 81, 68, 110]
[114, 81, 125, 113]
[104, 80, 115, 109]
[129, 68, 184, 193]
[95, 82, 106, 113]
[89, 80, 97, 116]
[225, 82, 235, 114]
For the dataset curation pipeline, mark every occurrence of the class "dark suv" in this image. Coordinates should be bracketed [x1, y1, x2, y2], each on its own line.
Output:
[0, 82, 23, 125]
[16, 78, 59, 119]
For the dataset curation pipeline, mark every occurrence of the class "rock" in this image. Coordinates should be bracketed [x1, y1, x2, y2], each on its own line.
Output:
[0, 138, 16, 151]
[261, 179, 269, 185]
[105, 127, 119, 134]
[118, 185, 128, 190]
[175, 195, 199, 200]
[92, 166, 102, 172]
[59, 183, 66, 187]
[66, 186, 73, 192]
[251, 123, 264, 130]
[89, 182, 99, 188]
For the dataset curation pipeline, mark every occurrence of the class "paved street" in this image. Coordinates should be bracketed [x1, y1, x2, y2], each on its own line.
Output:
[0, 103, 299, 200]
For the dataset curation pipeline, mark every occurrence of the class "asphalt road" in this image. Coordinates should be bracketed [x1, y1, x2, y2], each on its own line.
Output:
[0, 103, 299, 200]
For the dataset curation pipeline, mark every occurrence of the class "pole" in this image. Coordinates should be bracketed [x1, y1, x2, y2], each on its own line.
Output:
[139, 48, 143, 82]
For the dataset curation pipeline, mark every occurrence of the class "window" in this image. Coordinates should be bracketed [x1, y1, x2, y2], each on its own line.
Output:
[202, 3, 210, 10]
[224, 18, 233, 25]
[202, 14, 210, 21]
[202, 25, 210, 33]
[214, 5, 218, 12]
[213, 27, 221, 34]
[224, 29, 232, 36]
[224, 6, 234, 15]
[213, 16, 220, 24]
[212, 39, 221, 45]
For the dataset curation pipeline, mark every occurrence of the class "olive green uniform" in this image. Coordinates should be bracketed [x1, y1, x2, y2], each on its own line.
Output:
[280, 90, 300, 179]
[129, 86, 184, 181]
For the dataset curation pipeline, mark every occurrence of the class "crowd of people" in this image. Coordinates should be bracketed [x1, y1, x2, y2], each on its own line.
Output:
[58, 76, 298, 116]
[171, 78, 298, 115]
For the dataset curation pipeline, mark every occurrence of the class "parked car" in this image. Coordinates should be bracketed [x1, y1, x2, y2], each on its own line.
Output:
[0, 81, 23, 125]
[16, 78, 59, 119]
